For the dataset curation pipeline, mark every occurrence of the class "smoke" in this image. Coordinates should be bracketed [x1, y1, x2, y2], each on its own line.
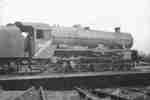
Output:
[0, 0, 5, 24]
[2, 0, 150, 54]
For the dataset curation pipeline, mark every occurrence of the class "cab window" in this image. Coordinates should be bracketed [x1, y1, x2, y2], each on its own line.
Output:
[36, 29, 44, 39]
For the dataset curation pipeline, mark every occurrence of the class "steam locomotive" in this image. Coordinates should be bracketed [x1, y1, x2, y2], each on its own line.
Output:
[0, 22, 138, 73]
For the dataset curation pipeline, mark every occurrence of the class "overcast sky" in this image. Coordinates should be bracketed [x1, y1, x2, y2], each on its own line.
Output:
[0, 0, 150, 54]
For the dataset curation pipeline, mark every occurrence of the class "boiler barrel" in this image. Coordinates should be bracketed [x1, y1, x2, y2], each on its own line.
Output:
[51, 27, 133, 49]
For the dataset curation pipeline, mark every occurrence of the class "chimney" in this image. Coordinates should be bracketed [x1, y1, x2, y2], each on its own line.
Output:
[73, 24, 82, 28]
[115, 27, 120, 32]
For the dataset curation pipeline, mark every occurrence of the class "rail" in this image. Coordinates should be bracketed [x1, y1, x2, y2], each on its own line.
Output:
[12, 86, 47, 100]
[75, 87, 130, 100]
[74, 87, 101, 100]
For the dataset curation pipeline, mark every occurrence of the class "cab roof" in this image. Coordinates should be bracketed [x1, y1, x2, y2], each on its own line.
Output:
[15, 22, 51, 30]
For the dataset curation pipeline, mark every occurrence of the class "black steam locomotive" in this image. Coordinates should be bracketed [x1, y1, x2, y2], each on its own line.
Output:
[0, 22, 138, 74]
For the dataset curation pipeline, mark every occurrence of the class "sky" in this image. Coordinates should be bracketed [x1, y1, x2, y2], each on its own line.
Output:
[0, 0, 150, 54]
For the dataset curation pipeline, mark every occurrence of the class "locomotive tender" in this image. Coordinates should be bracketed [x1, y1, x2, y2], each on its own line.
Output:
[0, 22, 138, 73]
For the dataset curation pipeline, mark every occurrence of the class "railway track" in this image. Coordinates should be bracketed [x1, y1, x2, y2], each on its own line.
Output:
[75, 87, 150, 100]
[1, 86, 150, 100]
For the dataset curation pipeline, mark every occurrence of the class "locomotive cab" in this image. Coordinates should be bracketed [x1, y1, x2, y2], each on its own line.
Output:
[15, 22, 35, 57]
[15, 22, 54, 59]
